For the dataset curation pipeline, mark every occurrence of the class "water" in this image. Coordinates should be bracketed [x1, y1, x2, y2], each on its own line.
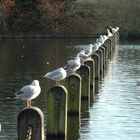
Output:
[0, 39, 140, 140]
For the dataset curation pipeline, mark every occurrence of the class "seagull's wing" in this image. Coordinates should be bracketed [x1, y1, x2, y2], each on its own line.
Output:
[15, 85, 36, 100]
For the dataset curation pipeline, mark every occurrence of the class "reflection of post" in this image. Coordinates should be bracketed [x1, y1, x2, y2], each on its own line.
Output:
[67, 115, 80, 140]
[46, 85, 68, 139]
[65, 73, 81, 115]
[18, 107, 44, 140]
[84, 59, 95, 105]
[77, 65, 90, 111]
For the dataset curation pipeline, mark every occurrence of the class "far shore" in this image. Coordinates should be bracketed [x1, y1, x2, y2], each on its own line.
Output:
[0, 34, 139, 40]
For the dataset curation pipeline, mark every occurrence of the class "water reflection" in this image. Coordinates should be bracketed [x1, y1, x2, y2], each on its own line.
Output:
[0, 39, 140, 140]
[79, 41, 140, 140]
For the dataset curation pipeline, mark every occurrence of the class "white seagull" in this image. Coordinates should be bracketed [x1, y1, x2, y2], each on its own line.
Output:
[92, 43, 99, 54]
[15, 80, 41, 107]
[83, 44, 93, 54]
[96, 35, 104, 45]
[77, 49, 92, 63]
[44, 67, 67, 85]
[115, 27, 119, 31]
[102, 35, 108, 41]
[107, 29, 113, 37]
[64, 57, 81, 75]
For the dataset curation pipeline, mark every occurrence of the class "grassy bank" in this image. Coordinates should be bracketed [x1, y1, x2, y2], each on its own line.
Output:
[68, 0, 140, 38]
[0, 0, 139, 38]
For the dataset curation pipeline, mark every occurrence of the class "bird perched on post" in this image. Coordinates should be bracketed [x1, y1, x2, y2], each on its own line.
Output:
[96, 35, 104, 45]
[15, 80, 41, 107]
[91, 43, 99, 54]
[77, 44, 93, 63]
[64, 57, 81, 76]
[43, 67, 67, 85]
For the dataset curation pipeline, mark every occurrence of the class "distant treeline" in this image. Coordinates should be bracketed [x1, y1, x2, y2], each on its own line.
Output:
[0, 0, 140, 38]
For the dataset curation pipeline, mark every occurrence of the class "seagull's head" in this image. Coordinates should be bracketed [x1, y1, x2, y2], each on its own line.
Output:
[31, 80, 40, 86]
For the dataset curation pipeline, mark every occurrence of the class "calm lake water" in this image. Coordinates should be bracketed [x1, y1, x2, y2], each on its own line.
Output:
[0, 38, 140, 140]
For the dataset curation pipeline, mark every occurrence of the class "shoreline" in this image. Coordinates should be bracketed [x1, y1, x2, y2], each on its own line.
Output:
[0, 34, 139, 40]
[0, 34, 99, 39]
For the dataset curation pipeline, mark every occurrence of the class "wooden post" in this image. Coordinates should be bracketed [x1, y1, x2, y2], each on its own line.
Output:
[84, 59, 95, 105]
[116, 32, 119, 45]
[95, 49, 104, 79]
[46, 85, 68, 139]
[77, 65, 90, 100]
[102, 42, 109, 65]
[106, 38, 112, 60]
[77, 65, 90, 110]
[18, 106, 44, 140]
[91, 53, 100, 81]
[99, 46, 106, 74]
[65, 73, 81, 115]
[91, 53, 100, 93]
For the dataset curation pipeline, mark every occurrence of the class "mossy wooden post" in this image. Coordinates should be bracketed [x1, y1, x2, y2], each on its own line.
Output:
[77, 64, 90, 110]
[107, 38, 112, 60]
[99, 46, 106, 73]
[18, 107, 44, 140]
[77, 65, 90, 100]
[110, 36, 115, 53]
[84, 59, 95, 105]
[116, 32, 119, 45]
[114, 32, 118, 46]
[95, 49, 104, 79]
[65, 73, 81, 115]
[91, 53, 100, 93]
[46, 85, 68, 139]
[102, 42, 109, 64]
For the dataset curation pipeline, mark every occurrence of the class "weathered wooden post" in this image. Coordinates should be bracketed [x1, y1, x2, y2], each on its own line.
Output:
[91, 53, 100, 93]
[18, 106, 44, 140]
[77, 65, 90, 100]
[102, 42, 109, 65]
[65, 73, 81, 115]
[99, 46, 106, 73]
[77, 65, 90, 111]
[106, 38, 112, 60]
[84, 59, 95, 105]
[117, 31, 119, 45]
[46, 85, 68, 139]
[95, 49, 104, 79]
[91, 53, 100, 81]
[114, 32, 118, 46]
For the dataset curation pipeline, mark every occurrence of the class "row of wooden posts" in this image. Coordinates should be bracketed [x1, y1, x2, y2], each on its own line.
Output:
[18, 31, 119, 140]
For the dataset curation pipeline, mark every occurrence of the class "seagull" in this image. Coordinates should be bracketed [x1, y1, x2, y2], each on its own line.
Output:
[96, 35, 104, 45]
[43, 67, 67, 85]
[115, 27, 119, 31]
[102, 35, 108, 41]
[92, 43, 99, 53]
[64, 57, 81, 75]
[77, 49, 92, 63]
[95, 39, 102, 47]
[107, 29, 113, 37]
[83, 44, 93, 54]
[15, 80, 41, 107]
